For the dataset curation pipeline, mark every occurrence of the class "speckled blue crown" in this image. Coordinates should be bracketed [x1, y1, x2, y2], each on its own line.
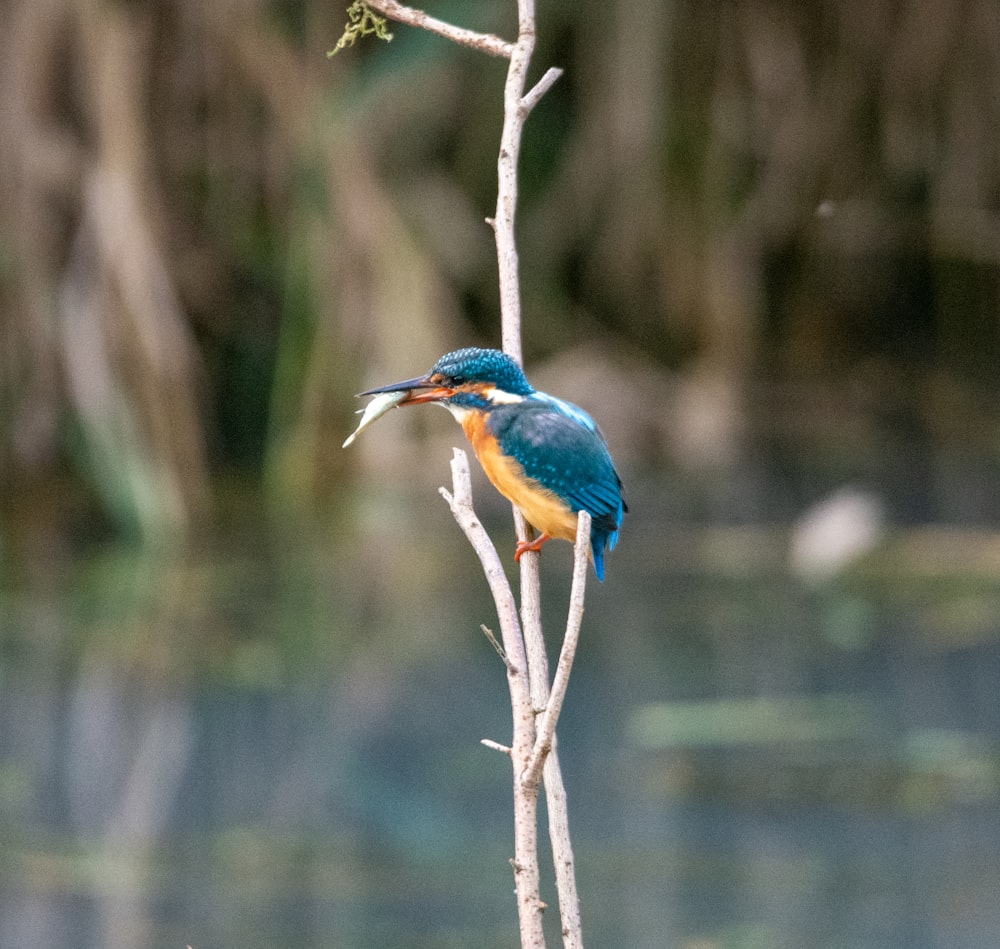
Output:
[430, 348, 534, 396]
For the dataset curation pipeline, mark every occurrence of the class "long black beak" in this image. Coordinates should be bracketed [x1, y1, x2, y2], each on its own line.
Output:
[358, 374, 432, 396]
[358, 374, 455, 405]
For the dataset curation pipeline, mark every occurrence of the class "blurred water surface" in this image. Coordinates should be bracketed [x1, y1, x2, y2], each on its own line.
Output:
[2, 476, 1000, 949]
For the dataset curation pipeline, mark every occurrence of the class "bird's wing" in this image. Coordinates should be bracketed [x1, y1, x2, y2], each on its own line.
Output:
[489, 402, 624, 527]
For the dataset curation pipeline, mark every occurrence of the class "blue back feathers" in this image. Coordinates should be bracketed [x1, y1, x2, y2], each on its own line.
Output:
[487, 402, 625, 580]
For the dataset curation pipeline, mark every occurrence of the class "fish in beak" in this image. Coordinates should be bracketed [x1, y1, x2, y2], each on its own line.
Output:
[342, 375, 456, 447]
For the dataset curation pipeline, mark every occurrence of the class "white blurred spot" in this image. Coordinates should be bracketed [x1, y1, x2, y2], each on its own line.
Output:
[790, 488, 886, 583]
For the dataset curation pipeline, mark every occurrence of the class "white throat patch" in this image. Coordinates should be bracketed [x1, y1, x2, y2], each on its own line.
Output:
[443, 402, 470, 423]
[482, 386, 525, 405]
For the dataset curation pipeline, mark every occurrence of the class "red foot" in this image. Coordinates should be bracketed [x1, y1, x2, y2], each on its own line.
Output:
[514, 533, 552, 562]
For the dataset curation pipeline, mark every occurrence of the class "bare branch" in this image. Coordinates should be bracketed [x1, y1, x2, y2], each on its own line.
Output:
[515, 512, 589, 949]
[398, 0, 578, 941]
[542, 745, 583, 948]
[364, 0, 514, 58]
[494, 3, 535, 364]
[440, 451, 545, 947]
[521, 67, 563, 114]
[516, 512, 550, 712]
[493, 5, 585, 945]
[522, 511, 589, 785]
[439, 450, 527, 677]
[481, 624, 513, 670]
[481, 738, 513, 755]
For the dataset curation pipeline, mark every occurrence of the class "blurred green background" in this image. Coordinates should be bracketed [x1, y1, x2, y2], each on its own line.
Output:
[1, 0, 999, 947]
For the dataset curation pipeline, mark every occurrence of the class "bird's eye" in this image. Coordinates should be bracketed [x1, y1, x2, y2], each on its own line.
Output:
[450, 376, 465, 386]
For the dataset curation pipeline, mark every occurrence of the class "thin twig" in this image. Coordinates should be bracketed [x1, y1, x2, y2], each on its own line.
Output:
[522, 511, 589, 786]
[516, 512, 588, 949]
[364, 0, 514, 58]
[517, 511, 550, 713]
[439, 451, 528, 679]
[542, 744, 583, 947]
[481, 738, 513, 755]
[481, 624, 512, 669]
[521, 67, 563, 114]
[494, 1, 537, 364]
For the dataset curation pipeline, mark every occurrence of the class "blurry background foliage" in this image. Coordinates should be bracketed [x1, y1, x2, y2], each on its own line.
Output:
[0, 0, 998, 544]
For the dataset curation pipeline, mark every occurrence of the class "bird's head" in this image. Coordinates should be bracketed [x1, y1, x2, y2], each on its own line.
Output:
[359, 348, 534, 412]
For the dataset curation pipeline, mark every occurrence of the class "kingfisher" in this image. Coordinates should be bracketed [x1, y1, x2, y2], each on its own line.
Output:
[357, 347, 627, 580]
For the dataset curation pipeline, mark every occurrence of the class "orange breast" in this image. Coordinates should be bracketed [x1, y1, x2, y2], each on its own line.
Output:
[462, 412, 578, 543]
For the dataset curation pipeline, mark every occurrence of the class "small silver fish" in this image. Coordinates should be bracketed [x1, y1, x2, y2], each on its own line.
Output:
[342, 390, 410, 447]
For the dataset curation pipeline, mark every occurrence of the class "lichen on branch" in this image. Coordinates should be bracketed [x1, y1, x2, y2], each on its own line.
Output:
[328, 1, 393, 57]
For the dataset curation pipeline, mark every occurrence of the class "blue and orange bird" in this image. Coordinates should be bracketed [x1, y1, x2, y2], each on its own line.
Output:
[358, 348, 627, 580]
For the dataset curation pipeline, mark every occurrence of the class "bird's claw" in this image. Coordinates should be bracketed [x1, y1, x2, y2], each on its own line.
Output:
[514, 533, 551, 562]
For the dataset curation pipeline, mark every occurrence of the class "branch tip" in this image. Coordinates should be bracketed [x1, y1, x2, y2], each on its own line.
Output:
[521, 66, 564, 114]
[480, 624, 512, 667]
[481, 738, 512, 755]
